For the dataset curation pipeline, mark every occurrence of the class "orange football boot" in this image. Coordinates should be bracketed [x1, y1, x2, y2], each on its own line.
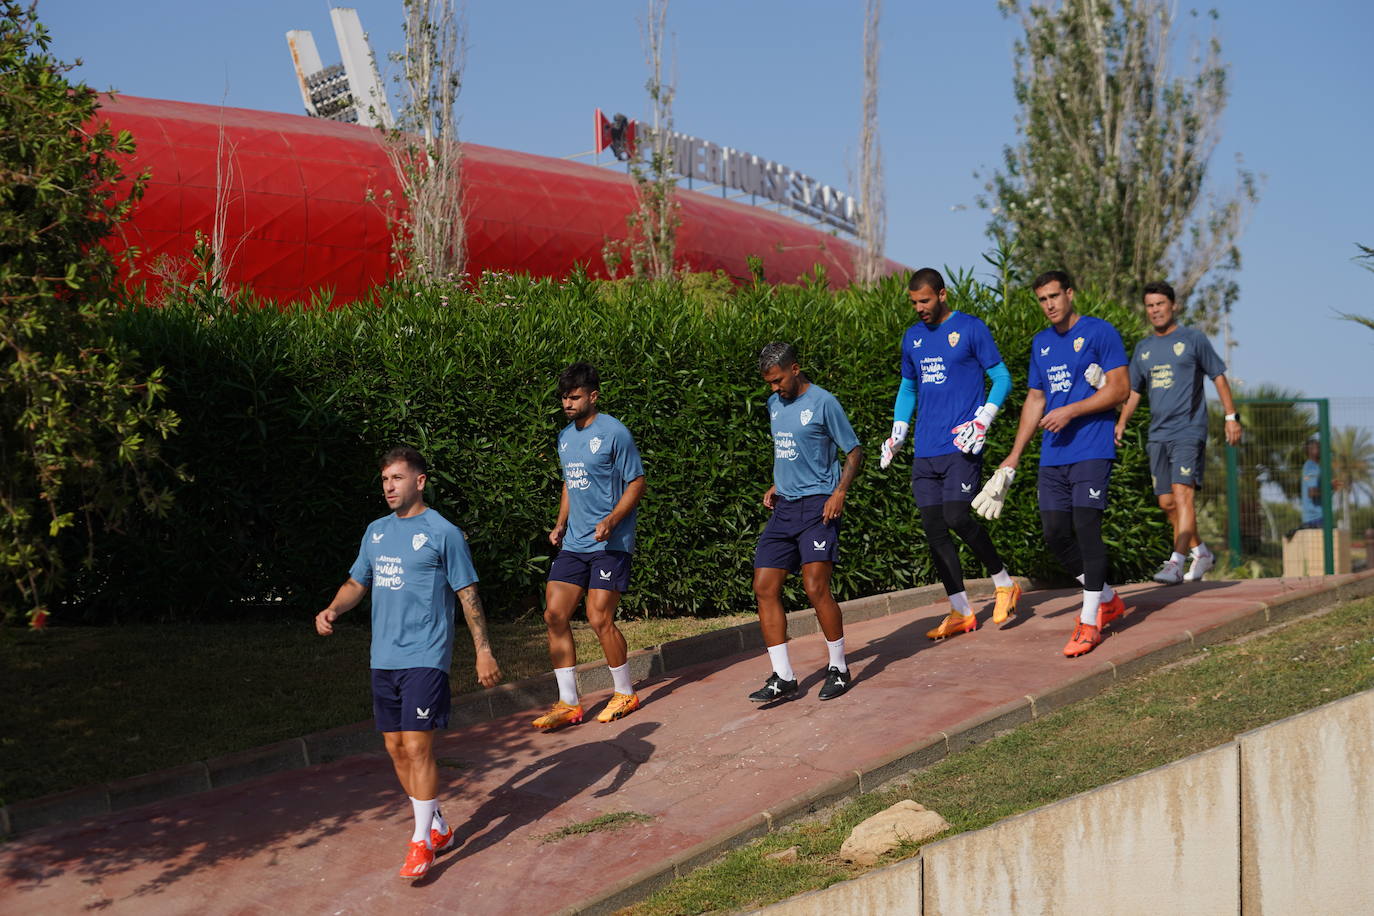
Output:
[1062, 621, 1103, 658]
[398, 840, 434, 879]
[926, 611, 978, 640]
[532, 701, 584, 731]
[992, 584, 1022, 626]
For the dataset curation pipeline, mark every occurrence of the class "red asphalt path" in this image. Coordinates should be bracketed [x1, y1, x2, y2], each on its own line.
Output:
[1, 575, 1366, 915]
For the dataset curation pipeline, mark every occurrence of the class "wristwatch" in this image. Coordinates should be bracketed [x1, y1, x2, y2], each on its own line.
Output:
[1224, 413, 1239, 422]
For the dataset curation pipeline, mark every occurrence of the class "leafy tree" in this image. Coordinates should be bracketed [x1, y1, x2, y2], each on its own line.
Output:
[1335, 243, 1374, 331]
[1331, 425, 1374, 532]
[985, 0, 1259, 327]
[0, 2, 178, 625]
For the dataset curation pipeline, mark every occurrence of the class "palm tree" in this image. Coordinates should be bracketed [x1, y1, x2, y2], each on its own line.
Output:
[1331, 425, 1374, 531]
[1335, 243, 1374, 330]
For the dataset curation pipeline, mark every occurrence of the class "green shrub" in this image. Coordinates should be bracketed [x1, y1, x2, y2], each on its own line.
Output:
[71, 270, 1167, 621]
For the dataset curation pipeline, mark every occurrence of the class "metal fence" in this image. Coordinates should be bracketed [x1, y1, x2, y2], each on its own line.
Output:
[1201, 397, 1374, 577]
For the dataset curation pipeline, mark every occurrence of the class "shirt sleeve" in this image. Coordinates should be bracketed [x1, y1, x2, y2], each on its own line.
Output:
[1097, 321, 1128, 371]
[1195, 330, 1227, 378]
[899, 328, 918, 381]
[613, 424, 645, 482]
[348, 532, 373, 587]
[1129, 345, 1146, 392]
[444, 527, 479, 592]
[825, 394, 862, 452]
[1027, 344, 1045, 392]
[971, 318, 1002, 369]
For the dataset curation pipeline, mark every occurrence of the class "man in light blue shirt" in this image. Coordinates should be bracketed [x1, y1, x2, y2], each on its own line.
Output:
[532, 362, 647, 732]
[316, 447, 502, 879]
[750, 342, 864, 704]
[1300, 437, 1326, 528]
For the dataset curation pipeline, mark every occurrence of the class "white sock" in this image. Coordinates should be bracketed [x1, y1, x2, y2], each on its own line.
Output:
[609, 662, 634, 696]
[1079, 590, 1103, 626]
[410, 796, 438, 846]
[766, 642, 795, 682]
[992, 568, 1014, 589]
[1193, 543, 1211, 558]
[554, 666, 578, 705]
[1170, 551, 1186, 566]
[431, 808, 449, 834]
[949, 591, 972, 615]
[1078, 573, 1115, 603]
[826, 636, 847, 673]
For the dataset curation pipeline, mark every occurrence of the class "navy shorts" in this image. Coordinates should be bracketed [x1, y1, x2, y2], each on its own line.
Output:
[754, 494, 840, 572]
[1147, 439, 1205, 495]
[372, 667, 451, 732]
[1037, 459, 1114, 512]
[911, 452, 983, 508]
[548, 549, 633, 592]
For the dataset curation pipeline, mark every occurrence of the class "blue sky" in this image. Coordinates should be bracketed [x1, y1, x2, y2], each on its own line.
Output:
[40, 1, 1374, 407]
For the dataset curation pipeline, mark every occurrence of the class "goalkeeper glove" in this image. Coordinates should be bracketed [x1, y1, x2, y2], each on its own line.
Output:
[972, 466, 1016, 520]
[951, 403, 999, 455]
[880, 421, 909, 469]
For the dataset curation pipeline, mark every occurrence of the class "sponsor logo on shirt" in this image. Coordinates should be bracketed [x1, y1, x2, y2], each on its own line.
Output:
[1173, 341, 1185, 356]
[412, 533, 429, 551]
[565, 461, 591, 490]
[947, 331, 960, 348]
[799, 409, 814, 426]
[375, 555, 405, 590]
[589, 436, 603, 454]
[1073, 337, 1085, 353]
[920, 355, 948, 385]
[1150, 363, 1175, 390]
[1047, 363, 1072, 395]
[773, 431, 799, 461]
[372, 532, 384, 543]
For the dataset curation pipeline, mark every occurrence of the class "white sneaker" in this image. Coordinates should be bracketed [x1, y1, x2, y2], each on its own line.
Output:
[1152, 559, 1184, 584]
[1184, 549, 1215, 582]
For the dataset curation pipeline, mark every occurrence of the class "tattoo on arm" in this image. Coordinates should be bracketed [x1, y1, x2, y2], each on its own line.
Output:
[458, 585, 492, 653]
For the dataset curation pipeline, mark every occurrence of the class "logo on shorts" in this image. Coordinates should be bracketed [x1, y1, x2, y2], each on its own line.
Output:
[1141, 350, 1151, 361]
[1180, 466, 1192, 475]
[1088, 487, 1102, 500]
[812, 540, 827, 550]
[961, 483, 972, 492]
[947, 331, 960, 347]
[371, 532, 384, 543]
[800, 409, 814, 426]
[1073, 337, 1085, 353]
[412, 533, 429, 551]
[416, 707, 430, 719]
[1040, 346, 1051, 356]
[598, 569, 613, 581]
[1173, 341, 1185, 356]
[589, 436, 603, 454]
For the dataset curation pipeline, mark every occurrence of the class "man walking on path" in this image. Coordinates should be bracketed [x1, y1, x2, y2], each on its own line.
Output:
[532, 362, 647, 731]
[880, 267, 1022, 638]
[978, 271, 1130, 658]
[315, 447, 503, 879]
[751, 342, 864, 703]
[1115, 281, 1242, 583]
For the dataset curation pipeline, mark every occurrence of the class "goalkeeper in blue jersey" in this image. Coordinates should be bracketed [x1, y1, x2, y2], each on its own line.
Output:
[880, 268, 1021, 638]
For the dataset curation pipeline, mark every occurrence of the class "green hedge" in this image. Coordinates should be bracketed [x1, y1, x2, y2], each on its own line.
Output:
[66, 269, 1167, 621]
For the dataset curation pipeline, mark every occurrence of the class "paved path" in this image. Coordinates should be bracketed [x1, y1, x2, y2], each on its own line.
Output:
[2, 574, 1368, 915]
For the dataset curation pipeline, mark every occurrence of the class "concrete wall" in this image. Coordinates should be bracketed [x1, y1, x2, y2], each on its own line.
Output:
[758, 688, 1374, 916]
[1240, 689, 1374, 914]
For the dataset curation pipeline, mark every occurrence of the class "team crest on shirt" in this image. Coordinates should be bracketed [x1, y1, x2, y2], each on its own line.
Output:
[1073, 337, 1085, 352]
[412, 533, 429, 551]
[1173, 341, 1185, 356]
[800, 409, 814, 426]
[947, 331, 960, 347]
[589, 436, 603, 454]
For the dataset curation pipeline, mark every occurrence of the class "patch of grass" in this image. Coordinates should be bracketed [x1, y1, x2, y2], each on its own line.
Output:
[620, 597, 1374, 916]
[541, 811, 654, 843]
[0, 610, 754, 805]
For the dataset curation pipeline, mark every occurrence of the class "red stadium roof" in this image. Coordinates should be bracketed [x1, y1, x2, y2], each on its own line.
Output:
[94, 95, 904, 303]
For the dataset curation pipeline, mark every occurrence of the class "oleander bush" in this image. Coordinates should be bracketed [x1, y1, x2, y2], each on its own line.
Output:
[59, 267, 1165, 622]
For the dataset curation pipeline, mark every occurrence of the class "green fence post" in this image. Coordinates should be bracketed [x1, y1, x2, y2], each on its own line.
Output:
[1226, 443, 1242, 564]
[1318, 398, 1333, 575]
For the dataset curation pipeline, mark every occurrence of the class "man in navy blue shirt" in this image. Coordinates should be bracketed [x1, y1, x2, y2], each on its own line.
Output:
[880, 268, 1022, 637]
[750, 342, 864, 703]
[316, 447, 503, 879]
[980, 271, 1131, 658]
[532, 362, 647, 731]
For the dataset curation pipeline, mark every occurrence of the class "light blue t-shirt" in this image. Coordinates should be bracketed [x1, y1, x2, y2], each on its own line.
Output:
[1027, 315, 1128, 467]
[900, 311, 1003, 458]
[1300, 459, 1323, 525]
[349, 508, 478, 672]
[559, 412, 645, 553]
[768, 384, 861, 499]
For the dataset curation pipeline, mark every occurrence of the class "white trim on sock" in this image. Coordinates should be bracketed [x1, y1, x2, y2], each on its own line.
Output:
[1079, 590, 1103, 626]
[825, 636, 847, 673]
[609, 662, 634, 696]
[1170, 551, 1186, 566]
[949, 591, 972, 614]
[766, 642, 795, 682]
[554, 666, 578, 705]
[992, 568, 1014, 589]
[410, 796, 438, 847]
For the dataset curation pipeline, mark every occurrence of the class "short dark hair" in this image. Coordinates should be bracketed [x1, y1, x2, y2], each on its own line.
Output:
[1142, 280, 1176, 303]
[1031, 269, 1074, 292]
[379, 446, 427, 475]
[557, 361, 600, 397]
[907, 267, 945, 293]
[758, 341, 798, 373]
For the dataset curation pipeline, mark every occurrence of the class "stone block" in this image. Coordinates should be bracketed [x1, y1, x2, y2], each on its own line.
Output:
[4, 785, 110, 835]
[751, 858, 921, 915]
[303, 722, 384, 765]
[660, 627, 744, 672]
[207, 739, 307, 788]
[108, 762, 211, 811]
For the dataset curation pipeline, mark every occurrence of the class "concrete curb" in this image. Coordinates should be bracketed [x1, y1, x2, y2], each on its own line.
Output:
[0, 578, 997, 838]
[567, 568, 1374, 915]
